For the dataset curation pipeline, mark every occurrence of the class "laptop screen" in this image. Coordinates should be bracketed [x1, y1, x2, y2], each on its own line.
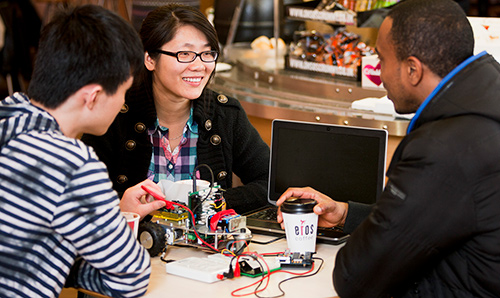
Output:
[267, 119, 388, 205]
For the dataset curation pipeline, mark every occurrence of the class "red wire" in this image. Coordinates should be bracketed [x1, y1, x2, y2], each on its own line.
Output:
[231, 253, 272, 297]
[210, 209, 237, 231]
[170, 200, 219, 252]
[259, 252, 284, 256]
[278, 265, 315, 276]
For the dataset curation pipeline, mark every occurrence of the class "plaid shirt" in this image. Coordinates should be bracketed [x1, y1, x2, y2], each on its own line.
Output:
[147, 107, 198, 182]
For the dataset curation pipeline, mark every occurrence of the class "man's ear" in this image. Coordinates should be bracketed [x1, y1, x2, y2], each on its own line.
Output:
[406, 56, 423, 86]
[144, 51, 156, 71]
[82, 84, 103, 110]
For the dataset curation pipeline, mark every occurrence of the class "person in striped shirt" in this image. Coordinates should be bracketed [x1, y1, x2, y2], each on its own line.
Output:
[0, 5, 165, 298]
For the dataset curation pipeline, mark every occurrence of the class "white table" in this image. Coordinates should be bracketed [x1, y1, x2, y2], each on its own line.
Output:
[144, 234, 342, 297]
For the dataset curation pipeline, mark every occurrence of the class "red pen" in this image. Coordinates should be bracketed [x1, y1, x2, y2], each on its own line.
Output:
[141, 185, 173, 209]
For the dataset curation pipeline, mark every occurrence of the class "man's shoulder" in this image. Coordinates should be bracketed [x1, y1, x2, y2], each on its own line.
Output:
[401, 115, 500, 173]
[412, 114, 500, 145]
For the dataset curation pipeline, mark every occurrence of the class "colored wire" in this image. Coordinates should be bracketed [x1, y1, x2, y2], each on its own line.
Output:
[258, 252, 285, 256]
[228, 240, 250, 256]
[231, 253, 323, 298]
[221, 249, 236, 257]
[211, 201, 226, 209]
[252, 255, 277, 298]
[275, 257, 324, 297]
[140, 184, 222, 252]
[191, 163, 214, 191]
[254, 259, 320, 298]
[168, 200, 219, 252]
[250, 235, 286, 245]
[141, 184, 246, 254]
[190, 163, 215, 212]
[231, 253, 272, 297]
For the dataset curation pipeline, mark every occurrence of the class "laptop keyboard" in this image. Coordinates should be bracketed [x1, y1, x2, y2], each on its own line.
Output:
[246, 207, 278, 221]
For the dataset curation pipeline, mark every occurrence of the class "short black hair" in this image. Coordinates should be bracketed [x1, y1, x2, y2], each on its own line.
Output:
[140, 4, 220, 58]
[137, 4, 220, 90]
[387, 0, 474, 78]
[27, 5, 143, 109]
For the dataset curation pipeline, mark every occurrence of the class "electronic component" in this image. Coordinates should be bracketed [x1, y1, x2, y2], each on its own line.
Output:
[276, 251, 315, 268]
[210, 210, 247, 233]
[239, 256, 281, 277]
[140, 182, 251, 256]
[154, 203, 188, 221]
[227, 214, 246, 232]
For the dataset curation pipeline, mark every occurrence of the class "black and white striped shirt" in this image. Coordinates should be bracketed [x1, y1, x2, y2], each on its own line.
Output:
[0, 93, 150, 298]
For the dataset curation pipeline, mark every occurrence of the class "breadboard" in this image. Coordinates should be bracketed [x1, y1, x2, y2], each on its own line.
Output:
[165, 254, 232, 283]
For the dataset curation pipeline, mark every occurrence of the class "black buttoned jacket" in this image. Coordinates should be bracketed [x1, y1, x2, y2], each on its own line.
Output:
[81, 85, 270, 214]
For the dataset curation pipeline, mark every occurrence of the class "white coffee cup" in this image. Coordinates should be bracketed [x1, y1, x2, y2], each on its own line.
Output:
[281, 198, 318, 254]
[122, 212, 140, 238]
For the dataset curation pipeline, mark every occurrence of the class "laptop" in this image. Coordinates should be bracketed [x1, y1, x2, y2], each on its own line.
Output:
[245, 119, 388, 244]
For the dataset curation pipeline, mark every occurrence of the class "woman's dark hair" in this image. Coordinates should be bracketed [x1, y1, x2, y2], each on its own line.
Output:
[27, 5, 143, 108]
[387, 0, 474, 78]
[138, 4, 220, 91]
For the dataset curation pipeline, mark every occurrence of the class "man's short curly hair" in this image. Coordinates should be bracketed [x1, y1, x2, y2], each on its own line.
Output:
[387, 0, 474, 78]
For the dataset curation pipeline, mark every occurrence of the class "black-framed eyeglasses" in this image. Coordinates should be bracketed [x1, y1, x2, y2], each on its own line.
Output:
[154, 50, 218, 63]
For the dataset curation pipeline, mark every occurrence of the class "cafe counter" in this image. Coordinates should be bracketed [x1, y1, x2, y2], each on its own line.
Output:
[209, 45, 409, 161]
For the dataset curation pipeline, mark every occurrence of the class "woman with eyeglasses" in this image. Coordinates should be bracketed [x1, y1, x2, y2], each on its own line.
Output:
[81, 4, 270, 214]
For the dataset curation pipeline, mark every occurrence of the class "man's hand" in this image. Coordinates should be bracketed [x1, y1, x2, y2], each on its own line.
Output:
[120, 179, 166, 219]
[276, 187, 348, 229]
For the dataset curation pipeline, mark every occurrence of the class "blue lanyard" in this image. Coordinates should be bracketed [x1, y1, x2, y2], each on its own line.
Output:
[406, 51, 488, 134]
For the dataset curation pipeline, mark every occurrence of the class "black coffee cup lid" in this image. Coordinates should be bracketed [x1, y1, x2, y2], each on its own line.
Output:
[281, 197, 317, 214]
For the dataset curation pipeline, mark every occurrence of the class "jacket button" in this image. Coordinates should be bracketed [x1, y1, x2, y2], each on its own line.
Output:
[205, 119, 212, 131]
[134, 122, 146, 133]
[210, 135, 221, 145]
[125, 140, 136, 150]
[217, 171, 227, 180]
[120, 104, 129, 113]
[217, 94, 228, 104]
[117, 175, 128, 184]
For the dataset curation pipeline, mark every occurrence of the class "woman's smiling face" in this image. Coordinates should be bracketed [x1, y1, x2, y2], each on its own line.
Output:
[146, 24, 216, 102]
